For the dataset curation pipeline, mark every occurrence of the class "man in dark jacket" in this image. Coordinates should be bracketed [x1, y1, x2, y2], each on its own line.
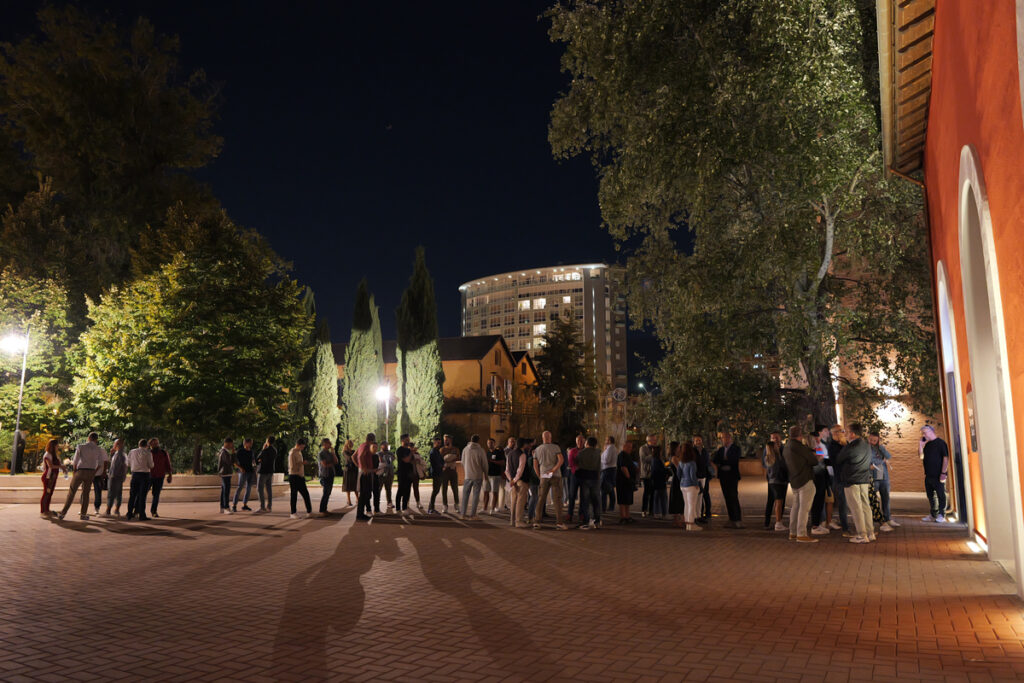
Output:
[783, 425, 820, 543]
[712, 431, 743, 528]
[834, 423, 875, 544]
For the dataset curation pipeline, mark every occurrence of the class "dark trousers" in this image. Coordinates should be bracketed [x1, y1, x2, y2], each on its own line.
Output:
[566, 472, 580, 519]
[358, 472, 374, 517]
[289, 475, 311, 514]
[150, 477, 165, 514]
[92, 476, 106, 511]
[411, 476, 421, 504]
[430, 470, 459, 509]
[651, 482, 668, 516]
[220, 476, 232, 509]
[765, 482, 788, 526]
[396, 475, 412, 511]
[375, 472, 393, 507]
[600, 468, 616, 511]
[641, 477, 654, 513]
[719, 477, 741, 521]
[106, 477, 124, 512]
[319, 476, 334, 513]
[832, 476, 849, 530]
[127, 472, 150, 519]
[811, 470, 830, 526]
[578, 476, 602, 523]
[925, 476, 946, 518]
[698, 477, 712, 520]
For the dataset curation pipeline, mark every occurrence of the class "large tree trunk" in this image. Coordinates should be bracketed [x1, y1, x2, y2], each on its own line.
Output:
[192, 441, 203, 474]
[806, 362, 839, 427]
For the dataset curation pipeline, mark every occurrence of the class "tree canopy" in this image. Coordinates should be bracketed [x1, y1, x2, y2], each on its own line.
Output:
[395, 248, 444, 445]
[534, 313, 600, 442]
[340, 280, 384, 442]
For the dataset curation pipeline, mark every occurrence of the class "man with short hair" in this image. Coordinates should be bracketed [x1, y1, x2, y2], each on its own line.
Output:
[126, 439, 154, 521]
[566, 434, 585, 522]
[575, 436, 603, 529]
[355, 433, 377, 521]
[58, 432, 107, 521]
[232, 437, 256, 512]
[783, 425, 819, 543]
[836, 423, 875, 543]
[438, 434, 460, 512]
[255, 436, 277, 513]
[920, 425, 950, 522]
[218, 438, 236, 514]
[460, 435, 489, 519]
[482, 438, 505, 515]
[148, 438, 172, 518]
[639, 434, 657, 518]
[868, 432, 898, 530]
[713, 431, 744, 528]
[427, 436, 446, 514]
[532, 431, 567, 530]
[600, 436, 618, 512]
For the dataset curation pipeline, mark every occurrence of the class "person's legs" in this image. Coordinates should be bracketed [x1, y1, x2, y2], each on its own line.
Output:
[430, 476, 443, 511]
[534, 478, 551, 525]
[358, 473, 373, 517]
[59, 470, 83, 517]
[935, 477, 947, 517]
[655, 486, 668, 517]
[220, 476, 231, 510]
[258, 474, 273, 511]
[764, 483, 775, 528]
[551, 477, 564, 524]
[527, 483, 539, 521]
[513, 481, 530, 526]
[127, 473, 140, 517]
[233, 472, 246, 507]
[77, 470, 95, 516]
[811, 472, 827, 527]
[40, 472, 56, 514]
[298, 478, 312, 513]
[372, 474, 382, 512]
[601, 469, 615, 511]
[411, 476, 421, 504]
[833, 483, 849, 531]
[847, 484, 872, 539]
[924, 477, 938, 518]
[92, 476, 104, 512]
[319, 476, 333, 513]
[470, 479, 483, 516]
[446, 470, 460, 505]
[460, 479, 472, 516]
[396, 477, 410, 511]
[699, 478, 711, 520]
[878, 478, 891, 521]
[567, 473, 579, 520]
[792, 481, 815, 539]
[641, 478, 653, 515]
[382, 473, 393, 506]
[507, 481, 519, 525]
[288, 475, 298, 514]
[683, 486, 699, 525]
[149, 477, 164, 515]
[720, 478, 741, 522]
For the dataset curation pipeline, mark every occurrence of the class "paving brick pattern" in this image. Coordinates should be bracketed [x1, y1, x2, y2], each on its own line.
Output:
[0, 481, 1020, 682]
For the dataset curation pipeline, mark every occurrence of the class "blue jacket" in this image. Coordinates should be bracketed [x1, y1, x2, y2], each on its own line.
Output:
[679, 461, 698, 488]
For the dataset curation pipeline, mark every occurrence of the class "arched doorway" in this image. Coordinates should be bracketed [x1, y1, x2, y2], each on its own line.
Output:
[958, 145, 1024, 591]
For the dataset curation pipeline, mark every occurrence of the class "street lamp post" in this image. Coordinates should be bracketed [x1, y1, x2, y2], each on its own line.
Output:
[1, 331, 29, 476]
[375, 384, 391, 444]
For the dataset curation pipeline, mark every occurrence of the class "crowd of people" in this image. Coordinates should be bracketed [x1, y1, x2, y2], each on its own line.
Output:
[40, 421, 951, 538]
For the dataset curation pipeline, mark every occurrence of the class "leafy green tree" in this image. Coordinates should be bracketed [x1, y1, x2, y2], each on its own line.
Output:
[72, 213, 311, 472]
[306, 318, 340, 446]
[339, 280, 384, 442]
[0, 5, 222, 301]
[395, 248, 444, 445]
[548, 0, 936, 427]
[534, 313, 599, 443]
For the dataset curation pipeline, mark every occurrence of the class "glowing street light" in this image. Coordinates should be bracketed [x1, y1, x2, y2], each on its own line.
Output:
[1, 331, 29, 476]
[376, 385, 391, 443]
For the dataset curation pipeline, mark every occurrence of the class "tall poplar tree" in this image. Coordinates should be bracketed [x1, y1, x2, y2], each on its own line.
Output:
[306, 318, 339, 446]
[395, 248, 444, 445]
[340, 280, 383, 442]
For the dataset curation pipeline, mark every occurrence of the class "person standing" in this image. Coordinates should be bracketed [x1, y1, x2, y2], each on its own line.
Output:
[91, 444, 109, 516]
[355, 433, 377, 521]
[126, 439, 154, 521]
[482, 437, 506, 515]
[615, 440, 637, 523]
[679, 442, 702, 531]
[340, 438, 358, 505]
[763, 432, 789, 531]
[459, 434, 489, 520]
[920, 425, 950, 522]
[395, 440, 414, 517]
[639, 434, 656, 517]
[532, 431, 567, 530]
[231, 437, 257, 513]
[148, 438, 172, 519]
[105, 438, 128, 517]
[667, 442, 684, 527]
[712, 431, 743, 528]
[575, 436, 603, 529]
[288, 438, 313, 519]
[439, 435, 460, 512]
[58, 432, 107, 521]
[835, 423, 876, 544]
[868, 431, 898, 531]
[218, 439, 236, 515]
[783, 425, 820, 543]
[376, 442, 396, 513]
[565, 435, 584, 522]
[255, 436, 277, 513]
[649, 445, 669, 518]
[317, 438, 338, 516]
[828, 425, 851, 535]
[693, 435, 712, 523]
[507, 438, 531, 528]
[600, 436, 619, 513]
[427, 436, 445, 514]
[809, 425, 833, 536]
[40, 439, 66, 518]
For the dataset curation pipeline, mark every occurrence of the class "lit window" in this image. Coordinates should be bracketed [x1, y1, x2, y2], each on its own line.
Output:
[533, 324, 547, 336]
[519, 300, 531, 311]
[533, 337, 545, 348]
[534, 298, 546, 310]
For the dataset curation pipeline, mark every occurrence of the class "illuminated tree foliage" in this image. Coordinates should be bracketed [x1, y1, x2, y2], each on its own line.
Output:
[339, 280, 384, 442]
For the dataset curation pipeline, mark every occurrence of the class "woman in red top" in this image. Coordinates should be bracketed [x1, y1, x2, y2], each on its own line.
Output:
[40, 439, 67, 518]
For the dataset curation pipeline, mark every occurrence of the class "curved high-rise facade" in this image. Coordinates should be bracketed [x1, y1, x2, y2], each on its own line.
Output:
[459, 263, 627, 392]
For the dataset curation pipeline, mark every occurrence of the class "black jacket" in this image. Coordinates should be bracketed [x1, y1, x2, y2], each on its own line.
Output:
[712, 443, 742, 481]
[835, 438, 873, 485]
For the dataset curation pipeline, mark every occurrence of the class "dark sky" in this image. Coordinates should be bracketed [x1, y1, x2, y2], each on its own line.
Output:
[6, 1, 656, 384]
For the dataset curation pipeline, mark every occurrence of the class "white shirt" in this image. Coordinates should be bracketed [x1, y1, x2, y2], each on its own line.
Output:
[601, 445, 619, 470]
[127, 447, 155, 474]
[72, 442, 108, 470]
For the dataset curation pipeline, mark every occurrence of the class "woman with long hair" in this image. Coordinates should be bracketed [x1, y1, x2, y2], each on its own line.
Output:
[340, 438, 358, 505]
[40, 439, 66, 518]
[680, 441, 701, 531]
[667, 441, 684, 527]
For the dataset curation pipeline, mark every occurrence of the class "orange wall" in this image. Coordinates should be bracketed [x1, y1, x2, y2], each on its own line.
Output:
[924, 0, 1024, 535]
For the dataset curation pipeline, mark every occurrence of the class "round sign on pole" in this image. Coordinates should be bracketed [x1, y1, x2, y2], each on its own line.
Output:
[611, 387, 627, 402]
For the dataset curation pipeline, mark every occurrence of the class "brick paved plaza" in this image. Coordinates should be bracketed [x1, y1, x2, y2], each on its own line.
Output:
[1, 481, 1022, 682]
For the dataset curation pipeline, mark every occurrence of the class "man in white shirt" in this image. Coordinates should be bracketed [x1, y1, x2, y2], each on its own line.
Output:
[459, 435, 490, 520]
[58, 432, 108, 521]
[600, 436, 619, 513]
[532, 431, 567, 530]
[126, 439, 155, 521]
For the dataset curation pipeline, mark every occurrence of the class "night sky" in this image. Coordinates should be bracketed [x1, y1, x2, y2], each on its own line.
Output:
[5, 1, 655, 383]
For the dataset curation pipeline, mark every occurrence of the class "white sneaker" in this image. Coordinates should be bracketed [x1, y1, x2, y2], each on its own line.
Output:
[880, 522, 894, 532]
[687, 523, 702, 531]
[828, 521, 841, 530]
[442, 505, 449, 514]
[774, 522, 788, 531]
[811, 525, 830, 535]
[220, 509, 226, 514]
[386, 504, 394, 512]
[936, 514, 946, 523]
[849, 536, 870, 544]
[290, 513, 299, 519]
[921, 515, 934, 522]
[888, 519, 901, 527]
[226, 509, 234, 515]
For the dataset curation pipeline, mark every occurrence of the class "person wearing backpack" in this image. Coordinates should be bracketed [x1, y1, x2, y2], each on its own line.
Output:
[763, 432, 788, 531]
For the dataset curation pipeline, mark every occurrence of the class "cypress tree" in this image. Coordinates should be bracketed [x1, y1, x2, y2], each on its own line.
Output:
[306, 317, 339, 445]
[292, 286, 318, 441]
[395, 247, 444, 445]
[340, 279, 384, 442]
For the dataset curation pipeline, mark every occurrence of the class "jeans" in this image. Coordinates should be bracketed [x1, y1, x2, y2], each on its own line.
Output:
[682, 485, 700, 524]
[233, 470, 255, 507]
[396, 475, 412, 511]
[220, 476, 232, 509]
[811, 469, 829, 526]
[651, 481, 667, 516]
[698, 477, 712, 520]
[876, 477, 891, 521]
[92, 475, 106, 512]
[319, 476, 334, 513]
[566, 472, 580, 519]
[578, 476, 601, 524]
[61, 469, 96, 517]
[535, 475, 564, 525]
[790, 481, 815, 538]
[600, 468, 616, 511]
[719, 476, 741, 522]
[832, 477, 849, 530]
[429, 469, 459, 509]
[846, 483, 873, 539]
[150, 477, 165, 514]
[358, 472, 375, 517]
[257, 472, 273, 510]
[527, 482, 539, 521]
[460, 478, 483, 517]
[107, 477, 125, 513]
[375, 472, 393, 507]
[509, 480, 529, 526]
[289, 475, 311, 514]
[925, 476, 946, 518]
[641, 477, 654, 514]
[127, 472, 150, 519]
